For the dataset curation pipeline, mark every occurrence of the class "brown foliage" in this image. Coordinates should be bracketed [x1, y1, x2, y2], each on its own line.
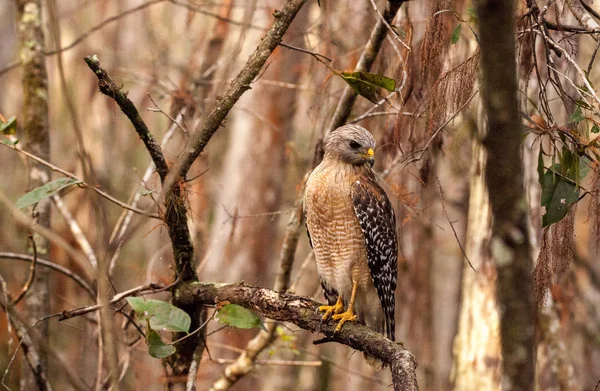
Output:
[534, 206, 576, 309]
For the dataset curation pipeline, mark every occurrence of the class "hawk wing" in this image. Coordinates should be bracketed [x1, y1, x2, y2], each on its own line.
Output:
[351, 174, 398, 341]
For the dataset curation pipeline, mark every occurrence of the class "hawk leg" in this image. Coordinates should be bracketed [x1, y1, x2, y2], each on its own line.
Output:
[331, 281, 358, 333]
[319, 295, 344, 321]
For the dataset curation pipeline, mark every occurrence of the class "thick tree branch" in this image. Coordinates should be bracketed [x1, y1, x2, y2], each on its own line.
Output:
[176, 282, 419, 391]
[84, 56, 200, 381]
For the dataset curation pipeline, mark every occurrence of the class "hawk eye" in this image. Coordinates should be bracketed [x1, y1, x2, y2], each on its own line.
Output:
[349, 140, 361, 149]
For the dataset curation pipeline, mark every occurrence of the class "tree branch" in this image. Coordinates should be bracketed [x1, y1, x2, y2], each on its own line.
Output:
[177, 282, 419, 391]
[0, 252, 95, 299]
[84, 56, 169, 180]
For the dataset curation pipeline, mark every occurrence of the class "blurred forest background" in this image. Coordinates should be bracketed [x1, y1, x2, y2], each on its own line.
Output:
[1, 0, 600, 390]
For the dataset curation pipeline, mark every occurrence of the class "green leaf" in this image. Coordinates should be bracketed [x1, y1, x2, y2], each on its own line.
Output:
[592, 124, 600, 133]
[339, 71, 396, 103]
[126, 298, 191, 333]
[0, 116, 17, 135]
[138, 189, 154, 196]
[579, 156, 592, 180]
[390, 25, 406, 39]
[16, 177, 82, 209]
[466, 7, 477, 21]
[1, 137, 18, 146]
[569, 105, 585, 123]
[540, 168, 580, 227]
[146, 329, 176, 359]
[575, 99, 593, 110]
[451, 23, 462, 45]
[216, 304, 266, 331]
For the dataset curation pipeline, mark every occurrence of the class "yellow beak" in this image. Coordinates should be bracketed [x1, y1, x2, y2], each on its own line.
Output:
[362, 148, 375, 168]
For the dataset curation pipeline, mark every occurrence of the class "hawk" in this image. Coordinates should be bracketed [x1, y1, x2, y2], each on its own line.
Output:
[304, 124, 397, 342]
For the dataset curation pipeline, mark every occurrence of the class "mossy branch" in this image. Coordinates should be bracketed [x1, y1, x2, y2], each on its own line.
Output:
[177, 282, 419, 391]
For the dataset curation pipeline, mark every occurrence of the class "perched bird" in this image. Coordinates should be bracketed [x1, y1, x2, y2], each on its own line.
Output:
[304, 124, 398, 343]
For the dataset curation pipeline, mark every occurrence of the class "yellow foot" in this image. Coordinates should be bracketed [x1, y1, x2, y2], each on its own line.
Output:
[332, 309, 357, 333]
[318, 297, 344, 321]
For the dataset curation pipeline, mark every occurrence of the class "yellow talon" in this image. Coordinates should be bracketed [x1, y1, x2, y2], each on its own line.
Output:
[332, 308, 357, 332]
[321, 281, 359, 333]
[319, 296, 344, 320]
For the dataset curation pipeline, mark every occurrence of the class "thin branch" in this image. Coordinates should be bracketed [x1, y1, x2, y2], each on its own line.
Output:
[84, 56, 169, 181]
[367, 0, 410, 50]
[383, 89, 479, 177]
[46, 0, 167, 57]
[209, 189, 306, 390]
[178, 282, 419, 391]
[565, 0, 600, 32]
[11, 234, 38, 305]
[161, 0, 309, 202]
[581, 0, 600, 20]
[279, 42, 332, 62]
[537, 8, 600, 107]
[0, 141, 160, 219]
[108, 109, 186, 276]
[0, 274, 52, 391]
[52, 194, 98, 270]
[147, 95, 189, 136]
[432, 170, 475, 272]
[324, 0, 407, 138]
[58, 282, 170, 321]
[0, 252, 95, 299]
[0, 190, 93, 276]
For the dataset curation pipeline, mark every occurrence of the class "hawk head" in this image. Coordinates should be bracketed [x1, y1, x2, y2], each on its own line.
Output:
[324, 124, 377, 167]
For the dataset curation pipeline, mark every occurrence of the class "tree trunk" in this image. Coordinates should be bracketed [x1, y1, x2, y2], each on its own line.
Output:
[451, 118, 502, 390]
[15, 1, 51, 388]
[477, 0, 535, 389]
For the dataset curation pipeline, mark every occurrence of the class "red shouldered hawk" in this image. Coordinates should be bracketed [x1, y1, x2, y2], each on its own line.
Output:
[304, 124, 397, 342]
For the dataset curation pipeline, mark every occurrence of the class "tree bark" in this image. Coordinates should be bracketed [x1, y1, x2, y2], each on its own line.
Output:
[15, 1, 51, 388]
[476, 0, 535, 389]
[451, 119, 502, 390]
[176, 282, 419, 391]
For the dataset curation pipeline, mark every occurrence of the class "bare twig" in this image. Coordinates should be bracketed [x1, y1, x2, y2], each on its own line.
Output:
[52, 194, 98, 270]
[279, 42, 332, 62]
[0, 190, 93, 276]
[108, 109, 186, 276]
[383, 89, 479, 177]
[0, 252, 95, 299]
[11, 234, 38, 305]
[367, 0, 410, 50]
[0, 142, 160, 219]
[161, 0, 309, 202]
[537, 6, 600, 107]
[433, 171, 474, 272]
[58, 283, 170, 321]
[209, 190, 306, 390]
[84, 56, 169, 180]
[0, 274, 52, 391]
[324, 0, 407, 138]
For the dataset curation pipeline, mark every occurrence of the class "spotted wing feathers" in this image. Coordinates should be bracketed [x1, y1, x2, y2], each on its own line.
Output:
[351, 175, 398, 341]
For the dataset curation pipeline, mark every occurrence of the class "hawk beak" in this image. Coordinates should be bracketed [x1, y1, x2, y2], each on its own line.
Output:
[364, 148, 375, 167]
